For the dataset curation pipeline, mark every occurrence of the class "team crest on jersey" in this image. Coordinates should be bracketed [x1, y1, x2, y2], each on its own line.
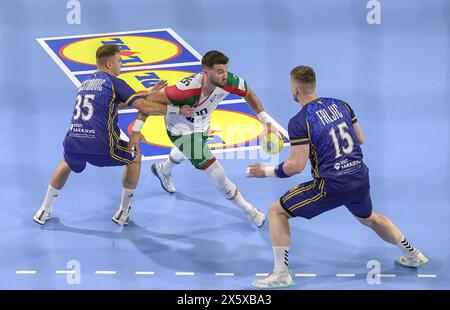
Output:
[37, 28, 288, 160]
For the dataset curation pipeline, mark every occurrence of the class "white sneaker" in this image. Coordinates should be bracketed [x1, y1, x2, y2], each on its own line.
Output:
[112, 206, 131, 226]
[151, 162, 176, 194]
[247, 207, 266, 228]
[33, 205, 52, 225]
[398, 249, 429, 268]
[253, 269, 295, 289]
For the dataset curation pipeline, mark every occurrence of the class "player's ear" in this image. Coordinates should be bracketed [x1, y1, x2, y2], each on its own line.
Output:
[291, 83, 298, 96]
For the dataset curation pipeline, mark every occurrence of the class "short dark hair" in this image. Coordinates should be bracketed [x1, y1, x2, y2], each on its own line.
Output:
[96, 44, 121, 66]
[201, 50, 229, 68]
[290, 66, 316, 93]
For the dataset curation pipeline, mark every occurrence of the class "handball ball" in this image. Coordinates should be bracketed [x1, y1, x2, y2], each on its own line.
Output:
[260, 131, 284, 154]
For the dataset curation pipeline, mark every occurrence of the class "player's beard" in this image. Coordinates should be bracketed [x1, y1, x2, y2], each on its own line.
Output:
[211, 78, 226, 88]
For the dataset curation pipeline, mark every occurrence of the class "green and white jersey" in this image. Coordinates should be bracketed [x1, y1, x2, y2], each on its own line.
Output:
[163, 72, 248, 135]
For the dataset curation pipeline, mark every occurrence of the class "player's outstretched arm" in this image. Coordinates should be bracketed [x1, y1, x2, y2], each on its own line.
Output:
[247, 144, 309, 178]
[244, 86, 282, 137]
[132, 98, 195, 117]
[281, 144, 309, 175]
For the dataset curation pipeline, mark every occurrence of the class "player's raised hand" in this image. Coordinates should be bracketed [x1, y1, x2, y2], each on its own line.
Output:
[246, 163, 267, 178]
[138, 80, 168, 98]
[263, 122, 285, 140]
[180, 105, 195, 117]
[152, 79, 168, 91]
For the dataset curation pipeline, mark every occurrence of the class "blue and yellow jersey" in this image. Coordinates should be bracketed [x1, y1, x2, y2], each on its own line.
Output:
[288, 97, 368, 191]
[63, 71, 141, 155]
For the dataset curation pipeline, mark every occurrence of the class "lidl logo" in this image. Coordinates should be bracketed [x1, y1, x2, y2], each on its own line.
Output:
[37, 29, 202, 74]
[60, 36, 182, 67]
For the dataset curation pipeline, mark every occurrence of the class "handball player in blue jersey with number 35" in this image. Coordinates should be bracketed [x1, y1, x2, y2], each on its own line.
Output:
[33, 44, 194, 226]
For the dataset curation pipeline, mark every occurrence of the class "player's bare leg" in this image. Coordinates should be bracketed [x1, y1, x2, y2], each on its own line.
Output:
[33, 160, 71, 225]
[112, 151, 142, 226]
[253, 201, 294, 289]
[355, 212, 428, 268]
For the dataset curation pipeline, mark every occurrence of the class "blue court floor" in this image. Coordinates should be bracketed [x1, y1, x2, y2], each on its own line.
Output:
[0, 0, 449, 289]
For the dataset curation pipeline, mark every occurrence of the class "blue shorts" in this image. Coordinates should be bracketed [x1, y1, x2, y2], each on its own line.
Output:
[64, 140, 135, 173]
[279, 178, 372, 219]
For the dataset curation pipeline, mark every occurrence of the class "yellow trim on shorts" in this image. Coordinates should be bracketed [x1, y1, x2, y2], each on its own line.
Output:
[288, 179, 325, 212]
[283, 179, 317, 203]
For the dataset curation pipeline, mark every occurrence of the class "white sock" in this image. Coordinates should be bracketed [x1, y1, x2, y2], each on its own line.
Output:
[396, 236, 417, 254]
[120, 187, 135, 211]
[162, 148, 185, 175]
[42, 185, 60, 210]
[229, 190, 253, 212]
[273, 246, 289, 272]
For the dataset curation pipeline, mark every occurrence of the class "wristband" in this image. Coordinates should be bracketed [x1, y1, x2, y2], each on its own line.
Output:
[167, 105, 180, 116]
[257, 111, 270, 124]
[132, 119, 144, 132]
[274, 162, 289, 178]
[263, 165, 276, 177]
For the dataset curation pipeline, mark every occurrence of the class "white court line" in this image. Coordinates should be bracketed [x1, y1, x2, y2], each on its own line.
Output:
[175, 272, 195, 276]
[380, 274, 396, 278]
[167, 28, 203, 60]
[255, 273, 269, 277]
[215, 273, 235, 277]
[95, 270, 116, 275]
[417, 274, 437, 278]
[36, 38, 82, 87]
[135, 271, 155, 276]
[16, 270, 36, 275]
[56, 270, 76, 274]
[336, 274, 356, 277]
[295, 273, 317, 277]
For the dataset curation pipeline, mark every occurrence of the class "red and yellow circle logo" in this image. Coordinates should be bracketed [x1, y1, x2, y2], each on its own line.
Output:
[59, 35, 181, 67]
